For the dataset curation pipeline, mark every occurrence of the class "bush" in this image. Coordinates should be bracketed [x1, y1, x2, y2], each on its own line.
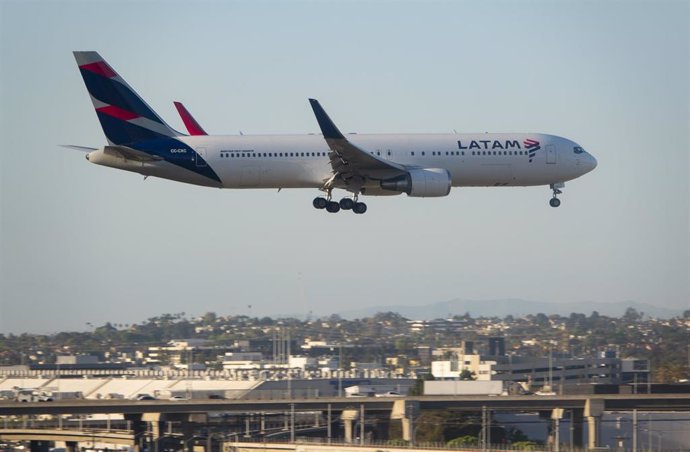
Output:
[447, 435, 478, 447]
[512, 441, 540, 450]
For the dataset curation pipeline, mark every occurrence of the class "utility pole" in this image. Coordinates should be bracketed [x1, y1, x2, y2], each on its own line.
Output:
[359, 403, 365, 445]
[290, 403, 295, 442]
[632, 409, 637, 452]
[327, 404, 332, 444]
[409, 402, 415, 446]
[287, 331, 292, 399]
[648, 413, 652, 452]
[338, 344, 343, 397]
[481, 405, 487, 452]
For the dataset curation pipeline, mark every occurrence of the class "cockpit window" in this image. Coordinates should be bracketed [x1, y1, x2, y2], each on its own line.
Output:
[574, 146, 584, 154]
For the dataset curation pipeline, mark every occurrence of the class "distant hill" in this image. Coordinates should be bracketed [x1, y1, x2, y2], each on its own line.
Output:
[335, 298, 683, 320]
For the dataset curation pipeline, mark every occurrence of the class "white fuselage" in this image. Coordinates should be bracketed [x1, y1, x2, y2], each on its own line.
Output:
[86, 132, 597, 195]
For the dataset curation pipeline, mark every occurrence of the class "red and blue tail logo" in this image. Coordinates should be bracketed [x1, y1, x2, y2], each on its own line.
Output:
[74, 51, 179, 145]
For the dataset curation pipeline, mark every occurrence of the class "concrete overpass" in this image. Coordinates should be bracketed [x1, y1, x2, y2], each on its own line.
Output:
[2, 394, 689, 450]
[2, 394, 689, 416]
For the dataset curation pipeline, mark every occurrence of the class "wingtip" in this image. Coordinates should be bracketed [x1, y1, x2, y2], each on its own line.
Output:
[308, 99, 344, 140]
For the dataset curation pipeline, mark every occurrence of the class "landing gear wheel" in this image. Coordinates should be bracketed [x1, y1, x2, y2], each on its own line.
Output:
[326, 201, 341, 213]
[339, 198, 355, 210]
[549, 197, 561, 208]
[313, 197, 327, 209]
[353, 202, 367, 214]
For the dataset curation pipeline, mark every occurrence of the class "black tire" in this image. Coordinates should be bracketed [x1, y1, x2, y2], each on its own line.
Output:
[339, 198, 355, 210]
[549, 198, 561, 208]
[353, 202, 367, 214]
[313, 197, 327, 209]
[326, 201, 341, 213]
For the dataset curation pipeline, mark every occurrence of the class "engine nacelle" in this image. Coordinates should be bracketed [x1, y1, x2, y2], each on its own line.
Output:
[380, 168, 452, 197]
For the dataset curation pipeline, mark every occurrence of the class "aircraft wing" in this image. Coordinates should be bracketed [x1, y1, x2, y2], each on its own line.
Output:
[309, 99, 406, 191]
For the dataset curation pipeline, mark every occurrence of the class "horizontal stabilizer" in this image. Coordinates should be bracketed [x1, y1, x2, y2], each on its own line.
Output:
[104, 145, 163, 162]
[61, 145, 98, 152]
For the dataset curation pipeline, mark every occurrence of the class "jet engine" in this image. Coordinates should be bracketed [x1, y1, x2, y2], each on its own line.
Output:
[380, 168, 452, 197]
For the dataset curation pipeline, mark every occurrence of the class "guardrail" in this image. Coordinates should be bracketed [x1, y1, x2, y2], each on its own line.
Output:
[226, 437, 587, 452]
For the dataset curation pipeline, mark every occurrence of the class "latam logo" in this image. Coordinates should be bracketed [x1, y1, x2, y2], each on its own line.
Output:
[457, 140, 522, 150]
[457, 138, 541, 163]
[523, 139, 540, 163]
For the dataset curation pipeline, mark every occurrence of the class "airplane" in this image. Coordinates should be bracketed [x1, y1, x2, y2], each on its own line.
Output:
[70, 51, 597, 214]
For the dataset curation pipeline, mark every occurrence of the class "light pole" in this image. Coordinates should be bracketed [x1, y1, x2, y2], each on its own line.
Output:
[338, 344, 343, 397]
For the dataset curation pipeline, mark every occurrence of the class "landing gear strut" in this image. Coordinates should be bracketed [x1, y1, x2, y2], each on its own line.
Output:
[313, 191, 367, 214]
[549, 183, 563, 208]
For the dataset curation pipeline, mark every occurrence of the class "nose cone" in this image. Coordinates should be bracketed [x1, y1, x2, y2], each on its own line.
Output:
[585, 153, 598, 173]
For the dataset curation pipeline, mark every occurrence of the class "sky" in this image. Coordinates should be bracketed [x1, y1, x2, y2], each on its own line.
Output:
[0, 0, 688, 334]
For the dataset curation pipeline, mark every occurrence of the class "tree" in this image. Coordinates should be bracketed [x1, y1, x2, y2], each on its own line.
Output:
[623, 307, 644, 323]
[409, 373, 435, 396]
[459, 369, 476, 380]
[201, 312, 217, 324]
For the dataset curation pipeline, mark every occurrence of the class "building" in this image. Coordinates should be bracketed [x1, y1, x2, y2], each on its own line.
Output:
[431, 354, 496, 380]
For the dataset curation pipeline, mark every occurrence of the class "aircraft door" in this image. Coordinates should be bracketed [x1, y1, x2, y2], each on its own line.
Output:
[196, 147, 207, 167]
[546, 144, 556, 164]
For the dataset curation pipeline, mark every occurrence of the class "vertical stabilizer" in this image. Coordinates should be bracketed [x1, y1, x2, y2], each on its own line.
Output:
[74, 51, 180, 145]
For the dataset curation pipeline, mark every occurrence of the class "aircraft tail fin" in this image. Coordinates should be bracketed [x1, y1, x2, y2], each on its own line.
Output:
[174, 101, 208, 135]
[73, 51, 180, 145]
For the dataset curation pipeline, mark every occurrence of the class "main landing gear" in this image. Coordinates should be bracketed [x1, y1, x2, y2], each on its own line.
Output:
[313, 192, 367, 214]
[549, 183, 563, 208]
